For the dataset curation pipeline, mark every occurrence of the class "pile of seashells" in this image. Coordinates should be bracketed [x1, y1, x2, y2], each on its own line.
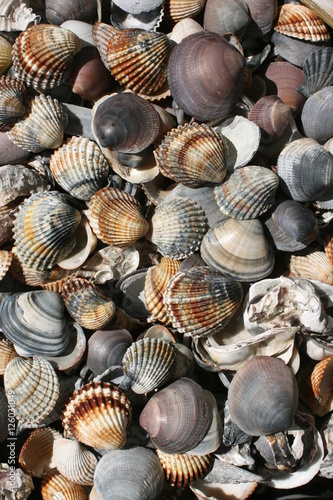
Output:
[1, 0, 333, 498]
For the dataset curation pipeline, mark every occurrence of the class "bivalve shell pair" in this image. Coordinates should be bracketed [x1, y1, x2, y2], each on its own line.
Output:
[0, 75, 26, 131]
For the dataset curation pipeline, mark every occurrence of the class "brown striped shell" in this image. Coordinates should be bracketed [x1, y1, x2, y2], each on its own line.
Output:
[0, 249, 12, 281]
[93, 21, 119, 67]
[274, 4, 330, 42]
[54, 438, 98, 486]
[325, 233, 333, 266]
[0, 338, 17, 375]
[287, 250, 333, 285]
[156, 450, 214, 487]
[154, 123, 228, 188]
[19, 427, 63, 477]
[309, 355, 333, 407]
[0, 75, 25, 131]
[163, 266, 243, 338]
[41, 471, 87, 500]
[165, 0, 207, 23]
[61, 381, 132, 451]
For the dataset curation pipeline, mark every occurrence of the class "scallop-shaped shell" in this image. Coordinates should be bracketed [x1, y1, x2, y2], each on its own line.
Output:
[122, 338, 176, 394]
[154, 123, 227, 188]
[228, 356, 299, 436]
[166, 0, 206, 22]
[264, 61, 306, 115]
[93, 21, 118, 67]
[4, 356, 60, 425]
[163, 266, 243, 338]
[0, 249, 12, 281]
[19, 427, 62, 477]
[144, 257, 181, 324]
[288, 250, 333, 285]
[85, 187, 149, 247]
[12, 24, 81, 90]
[49, 136, 110, 201]
[245, 0, 278, 39]
[7, 94, 68, 153]
[146, 197, 207, 259]
[0, 0, 40, 31]
[54, 438, 98, 486]
[275, 4, 330, 42]
[298, 47, 333, 97]
[61, 277, 116, 330]
[214, 166, 279, 220]
[87, 328, 133, 375]
[0, 338, 17, 375]
[203, 0, 251, 39]
[156, 450, 213, 487]
[61, 381, 131, 451]
[0, 76, 26, 131]
[307, 355, 333, 410]
[301, 87, 333, 144]
[248, 95, 292, 145]
[106, 28, 171, 95]
[41, 471, 87, 500]
[18, 264, 72, 290]
[0, 35, 12, 76]
[200, 219, 275, 282]
[13, 191, 81, 270]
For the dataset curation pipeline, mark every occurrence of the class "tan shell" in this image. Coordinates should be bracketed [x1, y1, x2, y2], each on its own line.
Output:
[168, 18, 205, 44]
[165, 0, 206, 23]
[0, 0, 41, 31]
[275, 4, 330, 42]
[0, 75, 26, 131]
[0, 249, 12, 281]
[287, 250, 333, 285]
[324, 232, 333, 266]
[302, 355, 333, 416]
[0, 35, 12, 76]
[41, 471, 87, 500]
[0, 337, 17, 375]
[19, 427, 63, 478]
[54, 438, 98, 486]
[156, 449, 213, 487]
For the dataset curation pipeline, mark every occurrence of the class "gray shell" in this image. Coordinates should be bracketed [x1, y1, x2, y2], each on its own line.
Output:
[301, 87, 333, 144]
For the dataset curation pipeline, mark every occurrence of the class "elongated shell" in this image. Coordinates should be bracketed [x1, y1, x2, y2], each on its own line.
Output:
[163, 266, 243, 338]
[298, 47, 333, 98]
[0, 76, 25, 131]
[87, 328, 133, 375]
[19, 427, 63, 477]
[41, 471, 87, 500]
[54, 438, 98, 486]
[156, 450, 213, 487]
[301, 87, 333, 144]
[61, 381, 131, 451]
[274, 4, 330, 42]
[0, 0, 40, 31]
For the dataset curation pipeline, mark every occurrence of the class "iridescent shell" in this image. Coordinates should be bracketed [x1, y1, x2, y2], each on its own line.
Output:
[0, 338, 17, 375]
[19, 427, 62, 477]
[156, 450, 213, 487]
[287, 250, 333, 285]
[154, 123, 228, 188]
[0, 249, 12, 281]
[248, 95, 292, 145]
[163, 266, 243, 338]
[275, 4, 330, 42]
[0, 76, 25, 131]
[0, 0, 40, 31]
[54, 438, 98, 486]
[41, 471, 87, 500]
[298, 47, 333, 97]
[12, 24, 81, 90]
[165, 0, 206, 22]
[61, 381, 132, 451]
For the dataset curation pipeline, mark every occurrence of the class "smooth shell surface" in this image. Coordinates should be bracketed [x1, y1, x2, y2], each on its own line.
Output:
[87, 328, 133, 375]
[19, 427, 62, 478]
[203, 0, 250, 39]
[248, 95, 292, 145]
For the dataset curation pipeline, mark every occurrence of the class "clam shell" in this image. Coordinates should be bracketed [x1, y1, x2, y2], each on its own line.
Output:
[17, 264, 72, 290]
[12, 24, 81, 90]
[301, 86, 333, 144]
[0, 76, 25, 131]
[45, 0, 97, 25]
[203, 0, 251, 39]
[275, 4, 330, 42]
[4, 356, 60, 425]
[156, 450, 214, 487]
[228, 356, 299, 436]
[112, 0, 164, 15]
[41, 471, 87, 500]
[54, 438, 98, 486]
[264, 61, 306, 115]
[0, 35, 12, 76]
[163, 266, 243, 338]
[0, 249, 12, 281]
[248, 95, 292, 145]
[19, 427, 62, 478]
[87, 328, 133, 375]
[154, 122, 228, 188]
[244, 0, 278, 39]
[168, 18, 204, 44]
[298, 47, 333, 97]
[287, 250, 333, 285]
[166, 0, 206, 22]
[0, 0, 40, 31]
[271, 30, 322, 68]
[0, 164, 50, 206]
[61, 381, 132, 451]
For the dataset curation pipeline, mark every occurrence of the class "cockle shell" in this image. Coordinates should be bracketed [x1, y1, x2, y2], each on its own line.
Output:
[0, 164, 49, 206]
[87, 328, 133, 375]
[298, 47, 333, 97]
[248, 95, 292, 145]
[301, 87, 333, 144]
[302, 355, 333, 416]
[204, 0, 251, 39]
[244, 0, 278, 39]
[0, 35, 12, 76]
[4, 356, 60, 425]
[168, 18, 204, 44]
[154, 122, 228, 188]
[0, 249, 12, 281]
[0, 0, 40, 31]
[92, 22, 118, 68]
[165, 0, 206, 22]
[156, 450, 214, 487]
[0, 76, 25, 131]
[54, 438, 98, 486]
[61, 381, 132, 451]
[112, 0, 164, 15]
[0, 337, 17, 374]
[41, 471, 87, 500]
[12, 24, 81, 90]
[163, 266, 243, 338]
[19, 427, 62, 477]
[275, 3, 330, 42]
[325, 232, 333, 266]
[287, 250, 333, 285]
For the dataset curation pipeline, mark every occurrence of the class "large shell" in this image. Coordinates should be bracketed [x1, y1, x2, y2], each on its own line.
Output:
[163, 266, 243, 338]
[19, 427, 62, 478]
[157, 450, 213, 488]
[167, 31, 245, 121]
[0, 35, 12, 76]
[0, 76, 26, 131]
[248, 95, 292, 145]
[228, 356, 299, 436]
[0, 0, 40, 31]
[4, 356, 60, 425]
[301, 87, 333, 144]
[87, 328, 133, 375]
[12, 24, 81, 90]
[54, 438, 98, 486]
[41, 471, 87, 500]
[61, 381, 132, 451]
[275, 3, 330, 42]
[298, 47, 333, 97]
[154, 123, 228, 188]
[203, 0, 250, 39]
[244, 0, 278, 39]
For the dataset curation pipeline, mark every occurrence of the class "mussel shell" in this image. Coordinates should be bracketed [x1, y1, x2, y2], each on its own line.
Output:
[203, 0, 251, 39]
[301, 87, 333, 144]
[87, 328, 133, 375]
[274, 3, 330, 42]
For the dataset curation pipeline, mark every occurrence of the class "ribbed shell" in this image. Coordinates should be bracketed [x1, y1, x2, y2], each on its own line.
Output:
[309, 355, 333, 407]
[214, 166, 279, 219]
[61, 277, 116, 330]
[154, 123, 227, 188]
[274, 4, 330, 42]
[0, 75, 25, 131]
[0, 249, 12, 281]
[19, 427, 62, 477]
[4, 356, 60, 425]
[13, 191, 81, 270]
[147, 197, 207, 259]
[41, 471, 87, 500]
[166, 0, 207, 22]
[93, 21, 118, 67]
[49, 136, 109, 201]
[248, 95, 292, 145]
[61, 381, 132, 451]
[54, 438, 98, 486]
[122, 338, 176, 394]
[144, 257, 181, 324]
[301, 87, 333, 144]
[288, 250, 333, 285]
[7, 94, 68, 153]
[163, 266, 243, 338]
[0, 0, 41, 31]
[298, 47, 333, 97]
[112, 0, 164, 15]
[0, 338, 17, 375]
[12, 24, 81, 89]
[87, 328, 133, 375]
[325, 233, 333, 266]
[0, 35, 12, 76]
[106, 28, 171, 94]
[264, 61, 306, 115]
[156, 450, 213, 487]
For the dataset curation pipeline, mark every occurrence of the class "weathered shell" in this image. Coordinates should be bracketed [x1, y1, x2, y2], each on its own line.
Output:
[264, 61, 306, 115]
[19, 427, 63, 478]
[4, 356, 60, 425]
[245, 0, 278, 39]
[0, 0, 40, 31]
[287, 250, 333, 285]
[275, 3, 330, 42]
[57, 216, 97, 271]
[41, 471, 87, 500]
[0, 164, 50, 206]
[87, 328, 133, 375]
[228, 356, 299, 436]
[168, 18, 204, 44]
[154, 123, 228, 188]
[112, 0, 164, 15]
[165, 0, 206, 22]
[0, 249, 12, 281]
[12, 24, 81, 90]
[54, 438, 98, 486]
[163, 266, 243, 338]
[0, 35, 12, 76]
[298, 47, 333, 97]
[61, 381, 132, 451]
[203, 0, 250, 39]
[200, 219, 275, 282]
[248, 95, 292, 145]
[0, 130, 29, 166]
[0, 76, 25, 131]
[156, 450, 213, 488]
[146, 197, 207, 259]
[214, 166, 279, 220]
[13, 191, 81, 270]
[167, 31, 245, 121]
[7, 94, 68, 153]
[301, 86, 333, 144]
[45, 0, 97, 25]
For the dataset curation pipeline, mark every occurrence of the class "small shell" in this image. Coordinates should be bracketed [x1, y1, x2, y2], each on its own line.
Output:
[61, 381, 132, 451]
[248, 95, 292, 145]
[165, 0, 206, 22]
[301, 86, 333, 144]
[298, 47, 333, 97]
[0, 337, 17, 375]
[264, 61, 306, 115]
[0, 249, 12, 281]
[0, 35, 12, 76]
[309, 355, 333, 407]
[156, 450, 214, 487]
[54, 438, 98, 486]
[0, 76, 26, 131]
[41, 471, 87, 500]
[287, 250, 333, 285]
[275, 4, 330, 42]
[87, 328, 133, 375]
[19, 427, 63, 478]
[0, 0, 41, 31]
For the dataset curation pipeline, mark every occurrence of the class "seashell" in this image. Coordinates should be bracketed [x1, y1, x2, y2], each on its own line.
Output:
[156, 450, 214, 487]
[167, 31, 245, 122]
[112, 0, 164, 15]
[154, 123, 228, 188]
[49, 136, 109, 201]
[61, 277, 116, 330]
[139, 377, 212, 453]
[200, 219, 275, 282]
[248, 95, 292, 145]
[87, 328, 133, 375]
[298, 47, 333, 97]
[13, 191, 81, 270]
[85, 187, 149, 247]
[0, 290, 70, 357]
[15, 263, 72, 290]
[0, 164, 50, 207]
[0, 249, 12, 282]
[287, 250, 333, 285]
[0, 337, 17, 375]
[0, 130, 29, 166]
[4, 356, 60, 425]
[0, 76, 26, 131]
[61, 20, 95, 47]
[41, 471, 87, 500]
[168, 18, 204, 44]
[163, 266, 243, 338]
[301, 86, 333, 144]
[44, 321, 86, 372]
[244, 0, 278, 39]
[203, 0, 251, 39]
[0, 199, 19, 246]
[92, 92, 161, 154]
[105, 29, 172, 95]
[111, 1, 164, 31]
[228, 356, 299, 436]
[7, 94, 68, 153]
[92, 22, 118, 68]
[12, 24, 81, 90]
[57, 216, 97, 271]
[275, 4, 330, 42]
[122, 337, 176, 394]
[61, 381, 132, 451]
[0, 465, 34, 499]
[45, 0, 97, 25]
[146, 197, 207, 259]
[214, 166, 279, 220]
[165, 0, 206, 23]
[325, 232, 333, 266]
[271, 30, 322, 68]
[54, 438, 98, 486]
[303, 355, 333, 415]
[93, 446, 164, 500]
[0, 35, 12, 76]
[19, 427, 62, 478]
[0, 0, 40, 31]
[116, 268, 150, 319]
